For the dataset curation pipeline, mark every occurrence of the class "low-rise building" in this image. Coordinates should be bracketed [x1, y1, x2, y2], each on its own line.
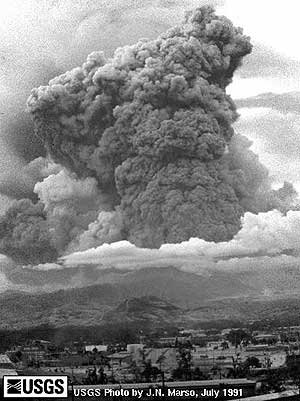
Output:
[107, 352, 132, 368]
[144, 348, 177, 372]
[85, 345, 108, 353]
[0, 354, 18, 379]
[127, 344, 144, 354]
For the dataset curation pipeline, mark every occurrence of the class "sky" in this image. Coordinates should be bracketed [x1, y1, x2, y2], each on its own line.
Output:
[217, 0, 300, 193]
[221, 0, 300, 97]
[1, 0, 300, 283]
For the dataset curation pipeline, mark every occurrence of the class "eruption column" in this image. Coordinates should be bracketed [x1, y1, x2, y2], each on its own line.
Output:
[27, 6, 253, 249]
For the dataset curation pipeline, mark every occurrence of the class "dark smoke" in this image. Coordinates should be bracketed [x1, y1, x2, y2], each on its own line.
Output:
[28, 6, 253, 248]
[0, 199, 58, 264]
[0, 5, 296, 265]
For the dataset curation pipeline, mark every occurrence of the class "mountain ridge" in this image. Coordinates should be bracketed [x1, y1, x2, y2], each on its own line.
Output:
[2, 264, 300, 329]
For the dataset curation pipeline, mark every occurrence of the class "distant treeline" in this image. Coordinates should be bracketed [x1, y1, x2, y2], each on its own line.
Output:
[0, 322, 179, 351]
[2, 316, 300, 352]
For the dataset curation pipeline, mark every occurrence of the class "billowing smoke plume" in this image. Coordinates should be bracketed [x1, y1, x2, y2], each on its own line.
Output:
[27, 6, 254, 250]
[225, 134, 299, 213]
[34, 168, 117, 252]
[0, 199, 58, 264]
[0, 5, 297, 264]
[0, 0, 211, 205]
[67, 210, 124, 253]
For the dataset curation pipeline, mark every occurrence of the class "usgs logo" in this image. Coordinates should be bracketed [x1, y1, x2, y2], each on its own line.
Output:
[3, 376, 68, 398]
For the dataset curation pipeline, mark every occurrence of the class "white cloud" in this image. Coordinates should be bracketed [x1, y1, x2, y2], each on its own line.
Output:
[34, 169, 99, 209]
[61, 210, 300, 272]
[27, 263, 64, 271]
[219, 0, 300, 62]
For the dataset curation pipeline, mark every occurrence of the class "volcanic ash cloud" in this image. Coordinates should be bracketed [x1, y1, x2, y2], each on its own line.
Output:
[27, 6, 253, 250]
[1, 5, 295, 265]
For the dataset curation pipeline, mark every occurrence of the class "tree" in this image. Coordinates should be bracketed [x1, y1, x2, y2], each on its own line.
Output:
[157, 353, 166, 372]
[9, 351, 23, 363]
[263, 369, 286, 393]
[172, 345, 192, 381]
[226, 330, 252, 347]
[193, 367, 208, 380]
[141, 360, 161, 382]
[287, 362, 300, 392]
[130, 360, 142, 382]
[142, 360, 153, 382]
[244, 356, 261, 369]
